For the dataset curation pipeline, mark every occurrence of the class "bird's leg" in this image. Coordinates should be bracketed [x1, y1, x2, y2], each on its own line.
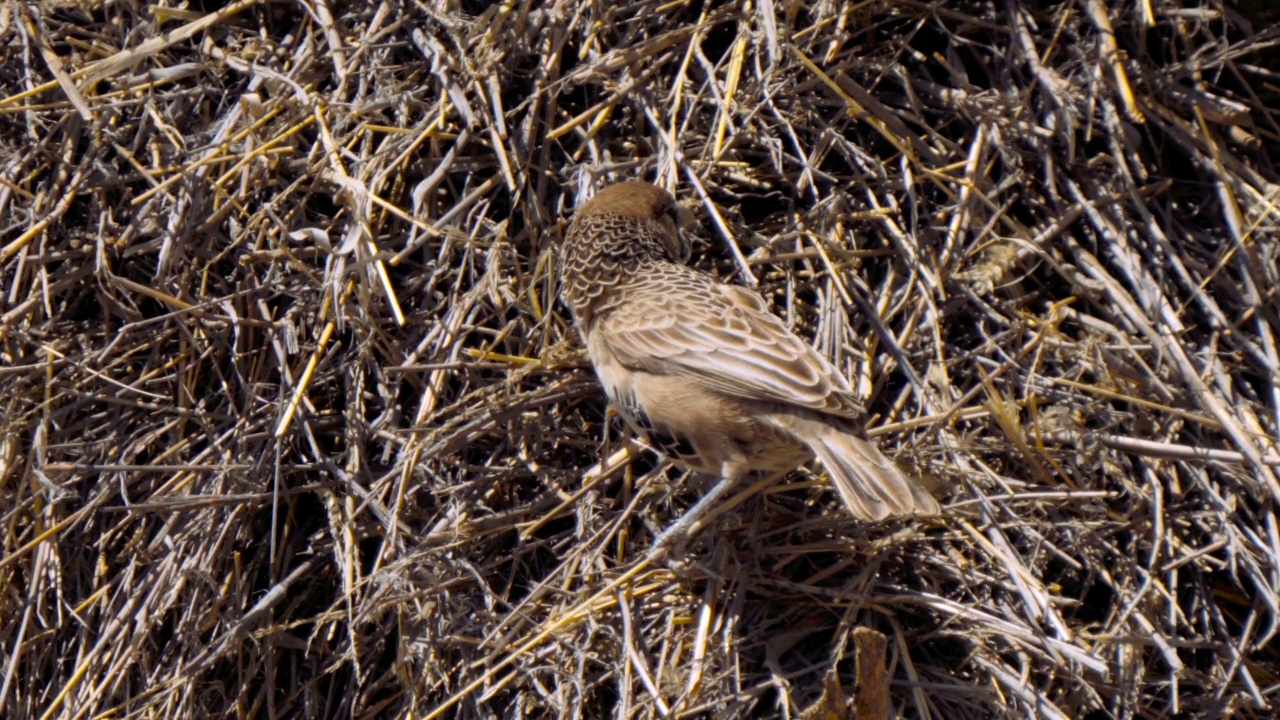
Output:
[647, 463, 746, 562]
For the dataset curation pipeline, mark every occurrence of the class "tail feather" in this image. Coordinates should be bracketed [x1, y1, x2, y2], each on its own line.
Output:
[807, 429, 940, 521]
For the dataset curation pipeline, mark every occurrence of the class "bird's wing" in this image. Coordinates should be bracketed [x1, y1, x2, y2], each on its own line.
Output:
[597, 271, 867, 420]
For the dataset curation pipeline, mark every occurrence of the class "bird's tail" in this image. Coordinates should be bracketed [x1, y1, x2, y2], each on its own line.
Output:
[806, 426, 940, 521]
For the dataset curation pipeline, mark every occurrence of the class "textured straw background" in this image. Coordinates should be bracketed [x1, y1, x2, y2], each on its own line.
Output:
[2, 1, 1279, 718]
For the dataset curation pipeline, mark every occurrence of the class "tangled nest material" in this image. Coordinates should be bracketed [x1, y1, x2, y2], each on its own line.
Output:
[2, 1, 1279, 717]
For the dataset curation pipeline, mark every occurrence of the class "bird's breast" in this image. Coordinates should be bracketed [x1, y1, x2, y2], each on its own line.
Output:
[586, 332, 811, 475]
[586, 338, 707, 468]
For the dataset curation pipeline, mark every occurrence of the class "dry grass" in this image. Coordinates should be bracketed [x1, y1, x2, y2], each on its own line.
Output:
[3, 0, 1280, 717]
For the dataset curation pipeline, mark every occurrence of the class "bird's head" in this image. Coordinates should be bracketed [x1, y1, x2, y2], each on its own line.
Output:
[569, 181, 695, 264]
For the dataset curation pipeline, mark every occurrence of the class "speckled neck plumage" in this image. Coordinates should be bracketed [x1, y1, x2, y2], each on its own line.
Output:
[561, 210, 674, 326]
[560, 182, 684, 328]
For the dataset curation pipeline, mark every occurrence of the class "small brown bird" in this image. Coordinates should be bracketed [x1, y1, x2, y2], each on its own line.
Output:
[561, 181, 938, 549]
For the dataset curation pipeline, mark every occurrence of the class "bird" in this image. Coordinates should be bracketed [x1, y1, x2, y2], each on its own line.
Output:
[559, 181, 939, 552]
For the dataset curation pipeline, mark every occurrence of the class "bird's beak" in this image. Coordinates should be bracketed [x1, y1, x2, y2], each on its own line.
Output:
[674, 202, 706, 258]
[674, 201, 698, 231]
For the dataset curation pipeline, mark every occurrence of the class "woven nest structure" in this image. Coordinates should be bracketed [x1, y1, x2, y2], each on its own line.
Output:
[3, 1, 1280, 718]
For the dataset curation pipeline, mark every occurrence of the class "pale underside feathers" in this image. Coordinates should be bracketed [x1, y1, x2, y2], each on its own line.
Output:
[561, 181, 940, 521]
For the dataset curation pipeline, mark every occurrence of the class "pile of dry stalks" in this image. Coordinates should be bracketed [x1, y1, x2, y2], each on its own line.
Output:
[2, 0, 1279, 717]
